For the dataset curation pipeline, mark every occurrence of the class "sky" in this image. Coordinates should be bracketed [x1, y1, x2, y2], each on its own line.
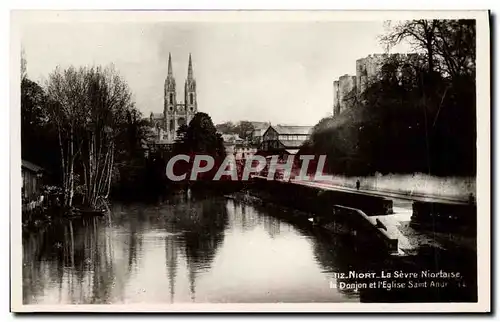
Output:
[21, 20, 409, 126]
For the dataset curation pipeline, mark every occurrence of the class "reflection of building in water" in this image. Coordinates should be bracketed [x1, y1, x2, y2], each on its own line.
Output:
[164, 199, 228, 302]
[263, 215, 281, 239]
[165, 233, 178, 303]
[185, 255, 198, 302]
[165, 229, 198, 302]
[127, 215, 144, 274]
[226, 199, 260, 233]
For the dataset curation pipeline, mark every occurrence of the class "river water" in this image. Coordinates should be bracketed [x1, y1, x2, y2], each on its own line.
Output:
[23, 194, 368, 304]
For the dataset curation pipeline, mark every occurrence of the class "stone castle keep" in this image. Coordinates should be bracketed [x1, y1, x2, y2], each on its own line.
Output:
[150, 53, 198, 144]
[333, 53, 420, 116]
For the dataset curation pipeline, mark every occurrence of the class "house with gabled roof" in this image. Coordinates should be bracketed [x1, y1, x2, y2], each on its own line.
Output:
[21, 159, 45, 203]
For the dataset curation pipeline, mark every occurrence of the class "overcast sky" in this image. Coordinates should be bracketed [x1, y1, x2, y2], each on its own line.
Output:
[22, 21, 409, 126]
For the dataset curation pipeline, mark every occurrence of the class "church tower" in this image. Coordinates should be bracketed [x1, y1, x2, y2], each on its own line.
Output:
[184, 53, 197, 124]
[164, 53, 176, 139]
[162, 53, 199, 144]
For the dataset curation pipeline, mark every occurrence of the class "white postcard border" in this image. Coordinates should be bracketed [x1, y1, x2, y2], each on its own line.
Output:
[9, 9, 491, 313]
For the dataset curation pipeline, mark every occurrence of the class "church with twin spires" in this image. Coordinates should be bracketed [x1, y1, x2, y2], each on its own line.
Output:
[149, 53, 198, 145]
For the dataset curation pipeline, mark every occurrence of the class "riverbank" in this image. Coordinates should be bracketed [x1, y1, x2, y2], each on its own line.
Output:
[227, 190, 478, 303]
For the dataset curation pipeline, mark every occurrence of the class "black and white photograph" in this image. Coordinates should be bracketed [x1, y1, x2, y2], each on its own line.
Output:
[10, 10, 490, 312]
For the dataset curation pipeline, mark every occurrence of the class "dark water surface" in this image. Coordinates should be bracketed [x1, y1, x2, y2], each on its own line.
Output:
[23, 194, 364, 304]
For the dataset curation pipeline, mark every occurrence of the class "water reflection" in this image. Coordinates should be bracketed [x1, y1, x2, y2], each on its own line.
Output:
[23, 195, 362, 304]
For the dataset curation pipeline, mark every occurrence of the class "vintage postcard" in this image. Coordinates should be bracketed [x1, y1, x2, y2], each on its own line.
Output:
[10, 10, 490, 313]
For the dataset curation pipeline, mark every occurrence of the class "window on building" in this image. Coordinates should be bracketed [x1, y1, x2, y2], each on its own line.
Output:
[170, 93, 173, 103]
[189, 93, 194, 105]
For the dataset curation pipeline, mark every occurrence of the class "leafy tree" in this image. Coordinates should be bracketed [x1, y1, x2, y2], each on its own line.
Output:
[21, 78, 61, 179]
[176, 112, 226, 158]
[111, 108, 151, 196]
[215, 120, 256, 141]
[172, 112, 226, 182]
[234, 121, 255, 141]
[173, 124, 189, 154]
[215, 121, 236, 134]
[21, 78, 48, 159]
[21, 78, 48, 129]
[176, 124, 189, 143]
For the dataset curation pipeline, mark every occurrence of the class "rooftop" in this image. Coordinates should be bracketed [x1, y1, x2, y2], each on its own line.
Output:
[272, 125, 313, 135]
[280, 139, 309, 148]
[250, 121, 271, 130]
[22, 160, 44, 173]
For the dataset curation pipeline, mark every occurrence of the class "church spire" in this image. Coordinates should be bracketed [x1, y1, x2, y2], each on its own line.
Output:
[21, 46, 27, 79]
[187, 53, 193, 80]
[168, 52, 173, 76]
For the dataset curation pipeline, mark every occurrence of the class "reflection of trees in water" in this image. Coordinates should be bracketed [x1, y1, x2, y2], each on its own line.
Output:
[23, 196, 230, 304]
[22, 216, 136, 304]
[23, 229, 56, 303]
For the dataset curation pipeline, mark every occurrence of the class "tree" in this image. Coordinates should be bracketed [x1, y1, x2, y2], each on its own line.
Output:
[172, 112, 226, 182]
[307, 29, 476, 177]
[21, 77, 61, 179]
[173, 124, 189, 154]
[215, 120, 256, 141]
[381, 19, 475, 83]
[433, 20, 476, 81]
[46, 65, 136, 208]
[21, 78, 48, 158]
[45, 66, 88, 207]
[176, 124, 189, 143]
[215, 121, 236, 134]
[21, 79, 47, 128]
[178, 112, 226, 158]
[381, 20, 439, 75]
[234, 121, 255, 141]
[380, 19, 476, 176]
